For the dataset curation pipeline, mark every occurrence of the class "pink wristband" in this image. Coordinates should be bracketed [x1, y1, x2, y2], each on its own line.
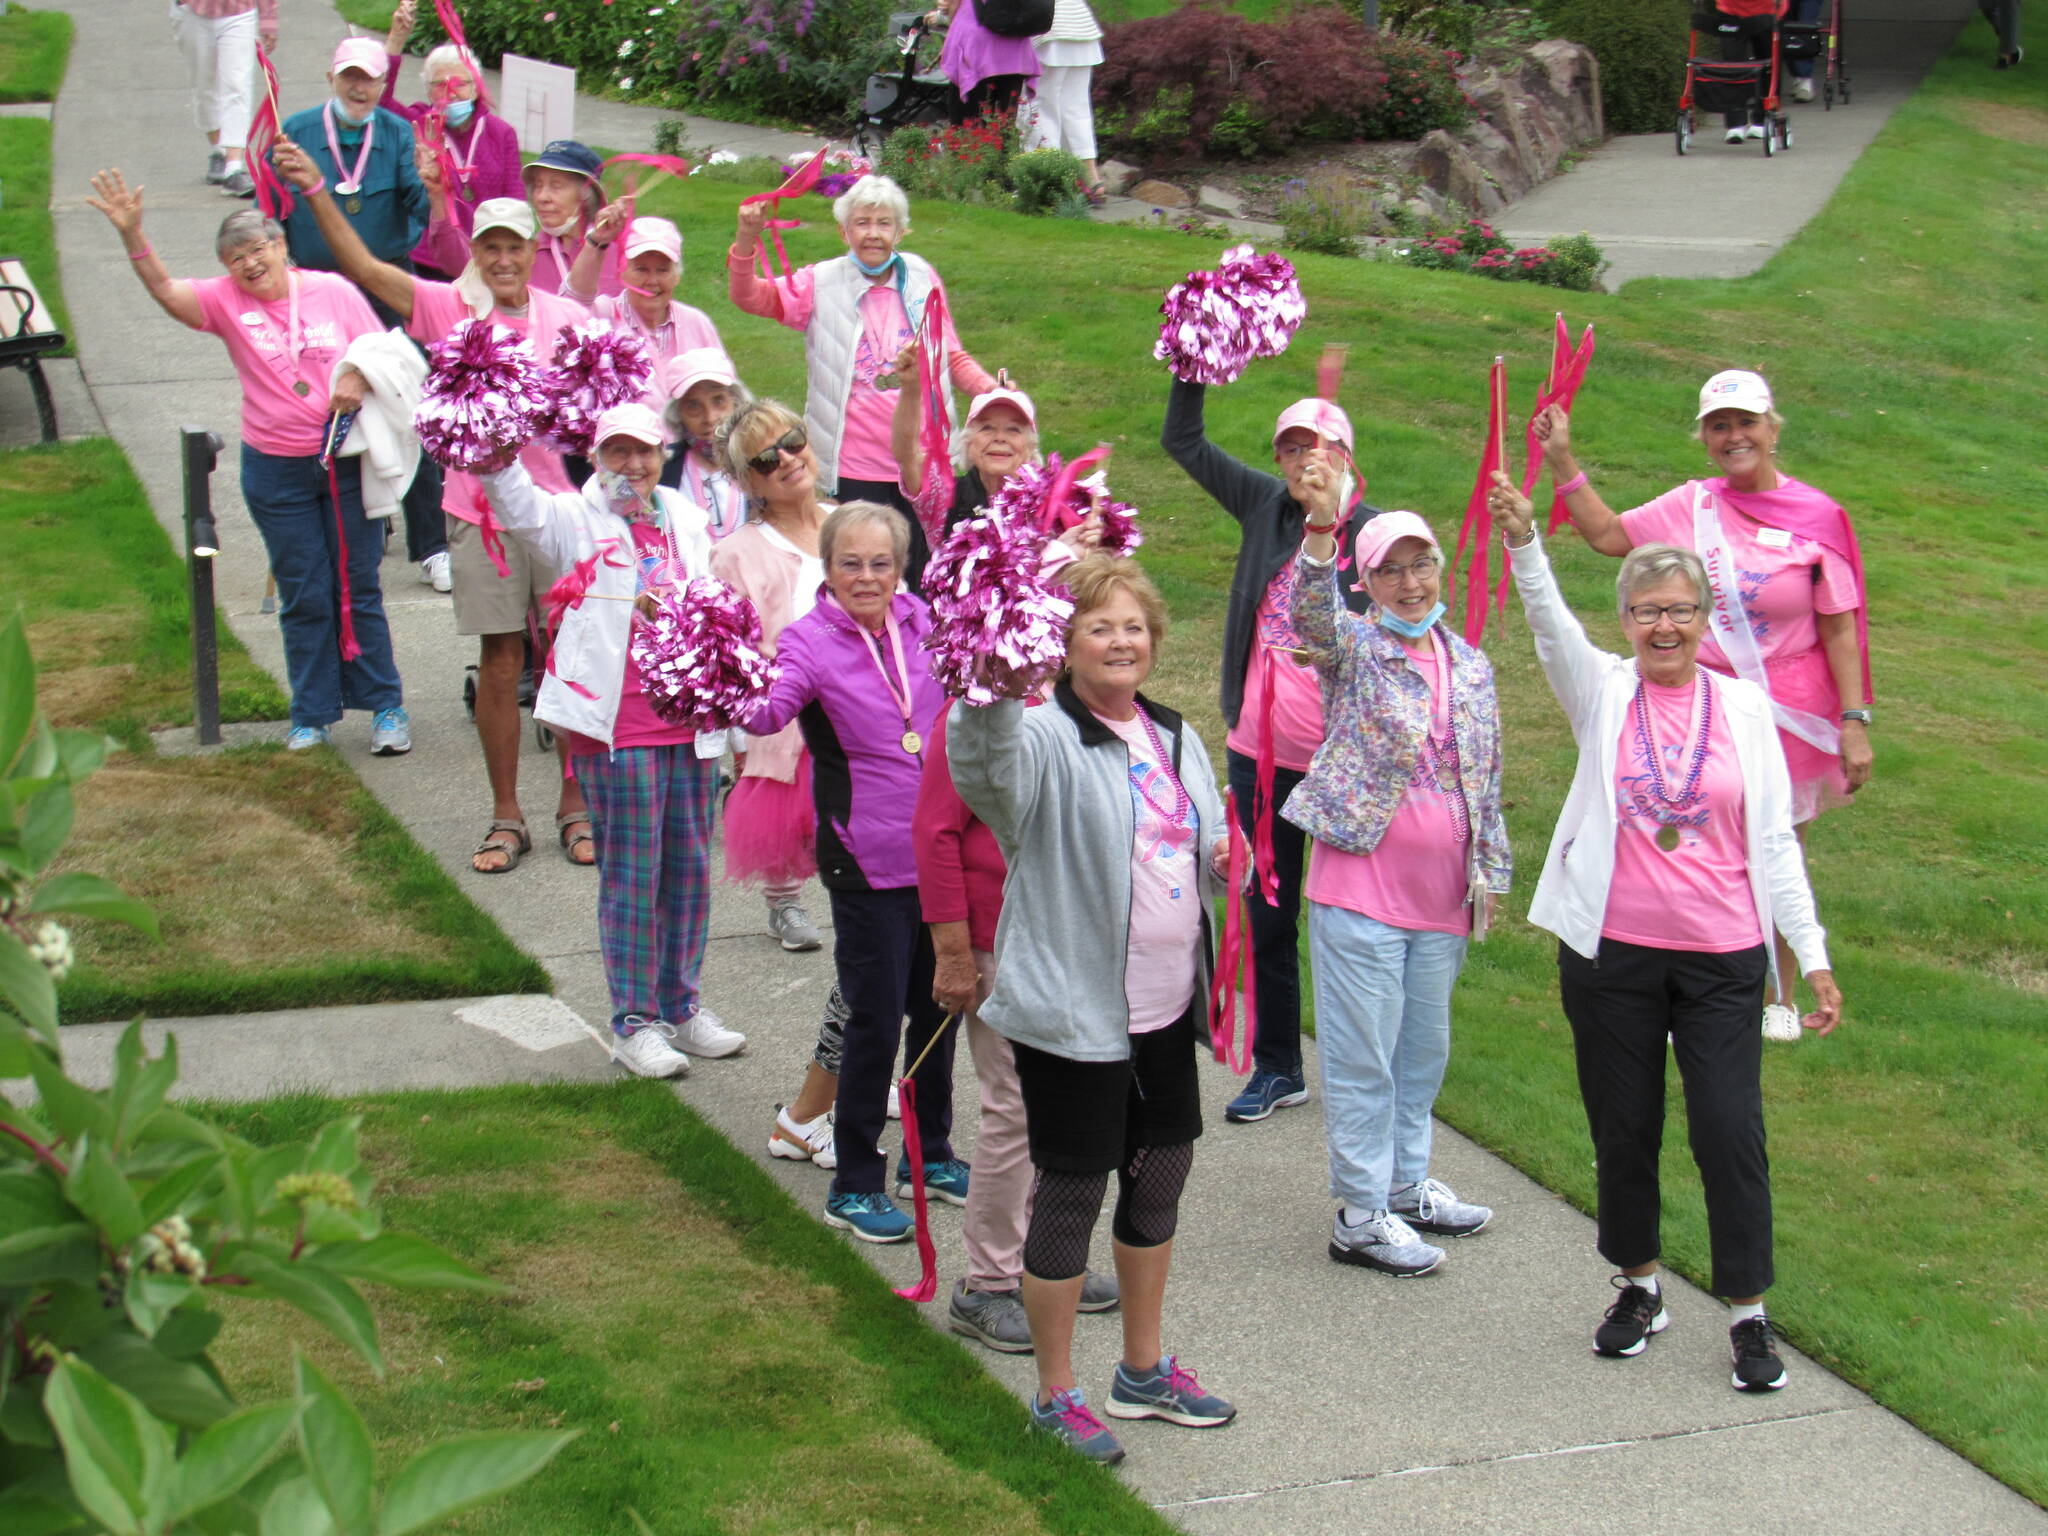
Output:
[1554, 469, 1589, 498]
[306, 176, 327, 197]
[127, 245, 154, 261]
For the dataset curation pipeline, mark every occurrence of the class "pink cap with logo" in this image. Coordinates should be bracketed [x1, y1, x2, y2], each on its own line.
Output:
[1353, 510, 1440, 573]
[1696, 369, 1772, 418]
[1272, 397, 1354, 453]
[330, 37, 390, 79]
[594, 402, 666, 448]
[967, 384, 1036, 429]
[623, 217, 683, 264]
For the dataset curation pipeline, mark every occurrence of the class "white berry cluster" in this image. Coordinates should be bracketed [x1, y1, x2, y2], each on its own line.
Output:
[22, 918, 74, 982]
[135, 1215, 208, 1279]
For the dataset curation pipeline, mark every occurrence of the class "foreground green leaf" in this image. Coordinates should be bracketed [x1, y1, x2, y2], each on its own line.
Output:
[262, 1476, 337, 1536]
[375, 1431, 580, 1536]
[0, 613, 34, 778]
[29, 871, 156, 936]
[79, 1330, 235, 1429]
[229, 1247, 384, 1374]
[65, 1136, 146, 1247]
[311, 1231, 504, 1294]
[170, 1398, 303, 1524]
[0, 929, 58, 1041]
[44, 1355, 174, 1536]
[296, 1356, 375, 1536]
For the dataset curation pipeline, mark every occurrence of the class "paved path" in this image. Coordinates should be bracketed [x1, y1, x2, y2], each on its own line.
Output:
[27, 4, 2048, 1532]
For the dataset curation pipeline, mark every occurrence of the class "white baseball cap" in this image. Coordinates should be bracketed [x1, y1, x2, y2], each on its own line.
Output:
[622, 217, 682, 263]
[330, 37, 390, 79]
[664, 348, 738, 401]
[470, 197, 536, 241]
[594, 402, 666, 448]
[1697, 369, 1772, 418]
[966, 384, 1036, 429]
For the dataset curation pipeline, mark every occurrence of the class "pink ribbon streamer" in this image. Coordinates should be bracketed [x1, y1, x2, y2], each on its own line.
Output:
[1484, 317, 1595, 619]
[248, 47, 294, 222]
[321, 451, 362, 662]
[740, 147, 827, 282]
[1033, 444, 1112, 535]
[891, 1075, 940, 1303]
[1452, 358, 1508, 647]
[539, 538, 628, 701]
[1206, 800, 1258, 1076]
[469, 487, 511, 580]
[911, 288, 954, 539]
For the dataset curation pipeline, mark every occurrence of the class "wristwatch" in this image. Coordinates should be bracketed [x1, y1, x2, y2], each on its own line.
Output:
[1840, 709, 1872, 725]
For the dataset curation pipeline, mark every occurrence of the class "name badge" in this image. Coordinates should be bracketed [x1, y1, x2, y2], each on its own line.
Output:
[240, 312, 264, 326]
[1756, 527, 1793, 549]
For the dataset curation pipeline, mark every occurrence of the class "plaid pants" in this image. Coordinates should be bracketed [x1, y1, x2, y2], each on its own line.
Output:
[572, 745, 716, 1034]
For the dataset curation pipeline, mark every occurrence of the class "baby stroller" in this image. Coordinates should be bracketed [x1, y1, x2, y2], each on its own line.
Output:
[1777, 0, 1849, 108]
[1676, 6, 1791, 156]
[854, 12, 955, 160]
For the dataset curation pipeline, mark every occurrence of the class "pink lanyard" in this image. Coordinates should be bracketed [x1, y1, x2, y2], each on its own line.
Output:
[1424, 627, 1452, 740]
[323, 103, 377, 194]
[443, 110, 481, 186]
[858, 604, 921, 753]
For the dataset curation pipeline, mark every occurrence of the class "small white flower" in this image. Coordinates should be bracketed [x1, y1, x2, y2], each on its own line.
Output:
[618, 76, 635, 91]
[707, 149, 738, 165]
[618, 38, 636, 58]
[27, 919, 72, 982]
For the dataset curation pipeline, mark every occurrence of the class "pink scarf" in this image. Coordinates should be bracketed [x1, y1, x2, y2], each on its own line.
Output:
[1708, 474, 1873, 701]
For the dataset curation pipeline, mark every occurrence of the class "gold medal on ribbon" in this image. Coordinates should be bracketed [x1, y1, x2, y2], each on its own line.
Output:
[292, 380, 311, 397]
[1655, 823, 1681, 853]
[345, 195, 362, 214]
[901, 730, 922, 755]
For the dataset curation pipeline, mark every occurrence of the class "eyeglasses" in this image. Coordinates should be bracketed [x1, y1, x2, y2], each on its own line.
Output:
[1370, 555, 1441, 584]
[744, 427, 808, 476]
[223, 241, 280, 269]
[1625, 602, 1702, 625]
[832, 555, 898, 578]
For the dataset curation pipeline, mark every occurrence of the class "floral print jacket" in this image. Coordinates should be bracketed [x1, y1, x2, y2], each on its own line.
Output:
[1281, 553, 1512, 894]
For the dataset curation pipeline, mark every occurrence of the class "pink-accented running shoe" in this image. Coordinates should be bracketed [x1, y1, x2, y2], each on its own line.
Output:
[1105, 1355, 1237, 1427]
[1029, 1387, 1125, 1463]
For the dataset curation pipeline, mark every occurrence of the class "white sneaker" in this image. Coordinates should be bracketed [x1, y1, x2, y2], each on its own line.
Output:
[613, 1020, 690, 1079]
[1328, 1208, 1444, 1277]
[674, 1007, 746, 1059]
[421, 551, 453, 592]
[1745, 123, 1767, 139]
[886, 1082, 901, 1120]
[1792, 78, 1814, 102]
[1762, 1003, 1802, 1043]
[769, 1104, 837, 1169]
[1726, 126, 1748, 143]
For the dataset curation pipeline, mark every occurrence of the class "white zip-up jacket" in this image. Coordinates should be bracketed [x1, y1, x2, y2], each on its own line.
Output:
[804, 252, 940, 491]
[331, 331, 425, 521]
[1508, 532, 1829, 996]
[483, 461, 719, 752]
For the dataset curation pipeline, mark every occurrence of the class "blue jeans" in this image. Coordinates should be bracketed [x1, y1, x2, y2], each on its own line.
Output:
[1307, 901, 1468, 1209]
[240, 445, 402, 727]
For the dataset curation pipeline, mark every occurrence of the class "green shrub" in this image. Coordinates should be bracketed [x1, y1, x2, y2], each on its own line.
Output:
[1360, 33, 1476, 139]
[1009, 147, 1088, 215]
[1384, 0, 1484, 55]
[876, 110, 1017, 208]
[1394, 217, 1608, 289]
[1534, 0, 1691, 133]
[1277, 166, 1379, 256]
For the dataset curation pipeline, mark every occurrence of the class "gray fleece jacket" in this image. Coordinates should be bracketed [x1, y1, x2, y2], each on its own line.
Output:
[946, 682, 1225, 1063]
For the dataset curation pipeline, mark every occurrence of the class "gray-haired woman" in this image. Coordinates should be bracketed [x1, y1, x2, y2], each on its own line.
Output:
[87, 173, 408, 755]
[727, 173, 996, 547]
[1489, 470, 1842, 1395]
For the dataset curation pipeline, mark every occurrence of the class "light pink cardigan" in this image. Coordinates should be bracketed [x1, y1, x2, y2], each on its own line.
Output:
[708, 519, 813, 784]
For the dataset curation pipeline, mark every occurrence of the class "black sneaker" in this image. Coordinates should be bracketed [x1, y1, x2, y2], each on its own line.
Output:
[1593, 1276, 1669, 1357]
[1729, 1314, 1788, 1391]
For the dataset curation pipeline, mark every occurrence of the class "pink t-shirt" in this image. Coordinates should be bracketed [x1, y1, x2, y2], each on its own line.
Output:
[190, 272, 380, 456]
[1224, 561, 1325, 772]
[408, 280, 583, 523]
[1305, 640, 1471, 935]
[1601, 675, 1762, 952]
[1619, 481, 1862, 672]
[1098, 710, 1202, 1033]
[837, 283, 917, 481]
[562, 521, 696, 758]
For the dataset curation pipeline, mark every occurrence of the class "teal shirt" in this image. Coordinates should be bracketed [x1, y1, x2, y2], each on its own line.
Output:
[278, 104, 427, 273]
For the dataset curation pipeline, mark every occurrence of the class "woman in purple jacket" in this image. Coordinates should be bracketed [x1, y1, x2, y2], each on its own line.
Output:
[741, 489, 965, 1244]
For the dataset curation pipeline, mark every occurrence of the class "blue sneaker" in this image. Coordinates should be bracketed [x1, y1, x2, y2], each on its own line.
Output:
[1029, 1388, 1125, 1464]
[284, 725, 332, 752]
[369, 706, 412, 756]
[823, 1189, 911, 1244]
[1223, 1068, 1308, 1124]
[895, 1157, 970, 1207]
[1105, 1355, 1237, 1428]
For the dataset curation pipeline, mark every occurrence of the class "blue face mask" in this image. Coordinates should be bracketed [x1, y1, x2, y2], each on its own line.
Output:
[332, 96, 372, 127]
[1376, 602, 1446, 641]
[444, 98, 476, 128]
[849, 249, 902, 279]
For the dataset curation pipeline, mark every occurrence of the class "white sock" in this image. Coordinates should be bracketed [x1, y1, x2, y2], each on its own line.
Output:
[1629, 1272, 1661, 1295]
[1340, 1203, 1383, 1227]
[1729, 1301, 1767, 1326]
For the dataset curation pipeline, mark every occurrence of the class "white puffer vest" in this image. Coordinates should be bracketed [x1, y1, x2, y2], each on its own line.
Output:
[804, 252, 948, 491]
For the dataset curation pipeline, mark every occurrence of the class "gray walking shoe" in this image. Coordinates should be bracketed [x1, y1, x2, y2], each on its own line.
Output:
[1076, 1271, 1121, 1313]
[948, 1282, 1032, 1353]
[1389, 1177, 1493, 1237]
[767, 899, 823, 951]
[1329, 1208, 1444, 1277]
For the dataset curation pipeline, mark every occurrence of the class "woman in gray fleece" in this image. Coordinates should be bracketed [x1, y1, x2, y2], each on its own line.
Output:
[947, 555, 1237, 1465]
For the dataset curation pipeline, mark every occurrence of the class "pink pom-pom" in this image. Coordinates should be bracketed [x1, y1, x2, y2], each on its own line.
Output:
[920, 511, 1074, 706]
[414, 319, 552, 471]
[985, 453, 1145, 558]
[1154, 244, 1306, 387]
[542, 319, 657, 455]
[629, 577, 779, 732]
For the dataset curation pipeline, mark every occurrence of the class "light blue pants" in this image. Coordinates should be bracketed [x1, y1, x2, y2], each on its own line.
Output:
[1307, 902, 1469, 1209]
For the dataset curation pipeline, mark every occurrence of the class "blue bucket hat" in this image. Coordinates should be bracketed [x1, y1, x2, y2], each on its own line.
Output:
[523, 140, 607, 204]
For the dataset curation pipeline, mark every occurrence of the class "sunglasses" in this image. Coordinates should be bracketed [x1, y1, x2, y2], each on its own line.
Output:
[744, 427, 808, 476]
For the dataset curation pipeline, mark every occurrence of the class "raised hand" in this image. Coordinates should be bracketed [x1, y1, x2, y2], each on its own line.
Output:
[1488, 467, 1534, 541]
[589, 199, 632, 248]
[1532, 403, 1574, 464]
[415, 143, 444, 194]
[388, 0, 417, 50]
[84, 169, 146, 238]
[734, 198, 771, 249]
[271, 137, 323, 193]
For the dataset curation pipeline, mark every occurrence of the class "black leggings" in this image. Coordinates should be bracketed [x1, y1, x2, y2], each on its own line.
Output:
[1023, 1142, 1194, 1282]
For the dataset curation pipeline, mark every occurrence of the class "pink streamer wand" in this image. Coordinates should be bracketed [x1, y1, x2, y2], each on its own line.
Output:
[1451, 357, 1509, 647]
[1206, 799, 1258, 1075]
[892, 1012, 966, 1304]
[248, 45, 295, 222]
[319, 416, 362, 662]
[909, 288, 954, 540]
[739, 147, 829, 283]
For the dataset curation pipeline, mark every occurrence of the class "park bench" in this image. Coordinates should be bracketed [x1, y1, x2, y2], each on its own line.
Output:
[0, 255, 63, 443]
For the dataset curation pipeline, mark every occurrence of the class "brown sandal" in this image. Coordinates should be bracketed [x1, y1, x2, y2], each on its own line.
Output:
[471, 818, 531, 875]
[557, 812, 597, 866]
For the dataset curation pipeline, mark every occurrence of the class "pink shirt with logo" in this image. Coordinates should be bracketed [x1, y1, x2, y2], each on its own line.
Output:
[1098, 710, 1202, 1033]
[190, 272, 380, 456]
[1225, 561, 1326, 771]
[407, 280, 584, 523]
[1305, 640, 1471, 935]
[1601, 675, 1762, 952]
[561, 521, 696, 758]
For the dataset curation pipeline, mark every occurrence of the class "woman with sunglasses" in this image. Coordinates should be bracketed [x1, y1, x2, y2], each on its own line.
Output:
[1287, 493, 1510, 1281]
[738, 492, 966, 1244]
[1490, 471, 1842, 1394]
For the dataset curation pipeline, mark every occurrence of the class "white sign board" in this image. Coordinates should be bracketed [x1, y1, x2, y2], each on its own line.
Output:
[499, 54, 577, 154]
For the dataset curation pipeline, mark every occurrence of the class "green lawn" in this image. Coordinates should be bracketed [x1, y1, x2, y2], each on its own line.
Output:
[626, 13, 2048, 1502]
[2, 440, 549, 1021]
[207, 1082, 1180, 1536]
[0, 1, 68, 102]
[0, 118, 68, 349]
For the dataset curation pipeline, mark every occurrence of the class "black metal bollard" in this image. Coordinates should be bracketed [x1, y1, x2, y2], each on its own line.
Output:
[180, 426, 224, 748]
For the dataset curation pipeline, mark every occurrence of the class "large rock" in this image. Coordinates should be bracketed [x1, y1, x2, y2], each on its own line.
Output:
[1129, 178, 1191, 208]
[1098, 158, 1141, 195]
[1198, 183, 1246, 218]
[1411, 40, 1603, 217]
[1413, 130, 1506, 216]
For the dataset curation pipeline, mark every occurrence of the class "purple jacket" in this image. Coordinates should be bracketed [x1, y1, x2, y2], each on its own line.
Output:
[742, 592, 946, 892]
[380, 57, 524, 275]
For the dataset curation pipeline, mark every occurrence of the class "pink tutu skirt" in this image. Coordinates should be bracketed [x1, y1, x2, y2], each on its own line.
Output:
[1718, 648, 1851, 826]
[721, 754, 816, 886]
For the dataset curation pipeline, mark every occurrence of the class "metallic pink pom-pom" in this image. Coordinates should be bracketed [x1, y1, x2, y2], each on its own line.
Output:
[921, 511, 1074, 705]
[985, 454, 1144, 557]
[629, 578, 779, 732]
[1154, 244, 1306, 386]
[414, 319, 552, 471]
[542, 319, 657, 455]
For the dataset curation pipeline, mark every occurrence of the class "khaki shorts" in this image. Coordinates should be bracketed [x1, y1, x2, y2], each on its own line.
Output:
[445, 513, 559, 636]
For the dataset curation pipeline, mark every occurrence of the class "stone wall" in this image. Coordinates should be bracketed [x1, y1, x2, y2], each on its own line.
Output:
[1413, 40, 1604, 216]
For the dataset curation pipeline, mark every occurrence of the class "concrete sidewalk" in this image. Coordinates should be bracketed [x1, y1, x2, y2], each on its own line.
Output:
[32, 4, 2048, 1532]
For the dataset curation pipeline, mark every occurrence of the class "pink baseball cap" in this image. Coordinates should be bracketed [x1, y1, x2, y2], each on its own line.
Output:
[1272, 397, 1354, 453]
[622, 217, 682, 264]
[1354, 510, 1440, 573]
[1697, 368, 1772, 418]
[330, 37, 390, 79]
[966, 384, 1036, 429]
[593, 403, 666, 448]
[664, 348, 738, 401]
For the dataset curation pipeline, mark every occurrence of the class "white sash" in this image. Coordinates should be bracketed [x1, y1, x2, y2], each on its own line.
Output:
[1691, 483, 1839, 755]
